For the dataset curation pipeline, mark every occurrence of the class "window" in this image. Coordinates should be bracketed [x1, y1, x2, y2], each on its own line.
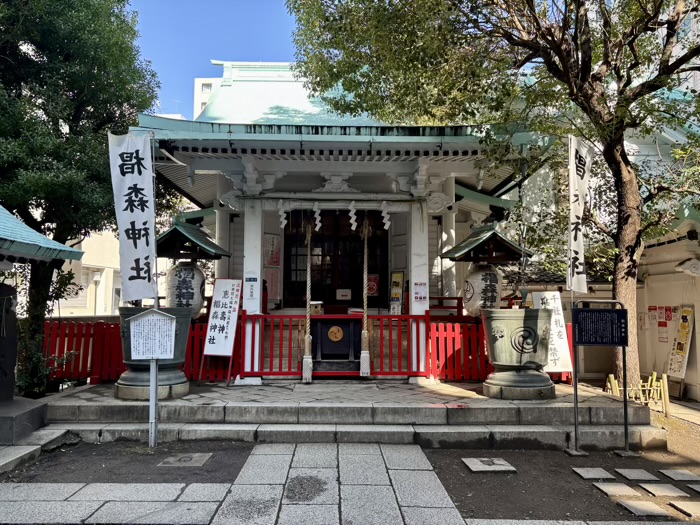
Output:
[200, 102, 207, 111]
[201, 83, 212, 93]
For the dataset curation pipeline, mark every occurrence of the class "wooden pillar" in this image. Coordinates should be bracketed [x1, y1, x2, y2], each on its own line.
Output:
[442, 177, 457, 298]
[243, 200, 263, 372]
[409, 202, 430, 373]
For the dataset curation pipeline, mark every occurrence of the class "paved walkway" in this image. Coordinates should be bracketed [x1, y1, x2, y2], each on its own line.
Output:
[50, 380, 620, 406]
[1, 443, 697, 524]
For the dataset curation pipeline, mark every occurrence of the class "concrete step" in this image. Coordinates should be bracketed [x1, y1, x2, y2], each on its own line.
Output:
[44, 422, 666, 451]
[47, 401, 652, 427]
[0, 397, 47, 445]
[0, 445, 41, 474]
[16, 428, 80, 452]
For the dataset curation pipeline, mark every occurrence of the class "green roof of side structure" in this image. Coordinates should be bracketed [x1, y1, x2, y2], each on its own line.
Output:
[0, 205, 83, 263]
[197, 61, 383, 126]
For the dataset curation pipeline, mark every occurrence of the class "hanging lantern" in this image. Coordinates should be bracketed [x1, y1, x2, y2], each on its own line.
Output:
[165, 261, 206, 318]
[463, 264, 503, 317]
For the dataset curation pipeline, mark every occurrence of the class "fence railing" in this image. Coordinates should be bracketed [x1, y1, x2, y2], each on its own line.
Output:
[43, 313, 545, 384]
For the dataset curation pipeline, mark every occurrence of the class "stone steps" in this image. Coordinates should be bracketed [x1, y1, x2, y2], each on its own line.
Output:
[43, 422, 666, 451]
[47, 401, 652, 426]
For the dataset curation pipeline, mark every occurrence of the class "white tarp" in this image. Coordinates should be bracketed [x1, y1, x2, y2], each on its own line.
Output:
[108, 132, 157, 302]
[567, 136, 593, 294]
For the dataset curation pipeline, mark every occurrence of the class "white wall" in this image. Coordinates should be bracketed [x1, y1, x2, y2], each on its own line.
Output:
[638, 235, 700, 401]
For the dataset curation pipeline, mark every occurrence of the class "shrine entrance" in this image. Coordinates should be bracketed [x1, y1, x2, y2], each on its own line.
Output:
[283, 210, 389, 310]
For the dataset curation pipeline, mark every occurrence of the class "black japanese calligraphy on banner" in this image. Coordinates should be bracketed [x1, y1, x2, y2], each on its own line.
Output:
[109, 132, 157, 302]
[568, 136, 592, 294]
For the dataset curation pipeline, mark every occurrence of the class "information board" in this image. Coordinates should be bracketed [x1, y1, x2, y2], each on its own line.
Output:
[203, 279, 242, 357]
[572, 309, 628, 347]
[667, 306, 695, 380]
[129, 309, 176, 360]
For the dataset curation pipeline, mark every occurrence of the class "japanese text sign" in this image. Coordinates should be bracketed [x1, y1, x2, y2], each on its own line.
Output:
[533, 292, 573, 373]
[204, 279, 242, 357]
[129, 309, 176, 360]
[109, 132, 157, 302]
[572, 309, 628, 347]
[567, 136, 592, 294]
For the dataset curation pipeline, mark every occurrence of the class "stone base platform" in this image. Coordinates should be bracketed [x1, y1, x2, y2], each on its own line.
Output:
[36, 381, 666, 451]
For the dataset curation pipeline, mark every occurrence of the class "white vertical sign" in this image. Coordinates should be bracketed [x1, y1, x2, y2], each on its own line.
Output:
[108, 132, 157, 302]
[567, 136, 593, 294]
[204, 279, 242, 357]
[532, 292, 573, 373]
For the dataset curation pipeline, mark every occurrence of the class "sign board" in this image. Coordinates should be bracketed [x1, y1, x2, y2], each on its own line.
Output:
[667, 306, 694, 380]
[532, 292, 573, 373]
[203, 279, 242, 357]
[129, 309, 176, 360]
[389, 271, 404, 316]
[572, 309, 628, 347]
[367, 274, 379, 296]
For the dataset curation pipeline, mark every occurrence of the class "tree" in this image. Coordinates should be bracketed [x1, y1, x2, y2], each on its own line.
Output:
[0, 0, 158, 392]
[288, 0, 700, 386]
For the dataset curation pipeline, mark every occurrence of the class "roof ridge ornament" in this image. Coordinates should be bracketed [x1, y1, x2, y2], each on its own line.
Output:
[313, 172, 359, 193]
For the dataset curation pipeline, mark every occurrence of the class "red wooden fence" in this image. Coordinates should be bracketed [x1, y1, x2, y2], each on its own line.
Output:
[42, 315, 573, 385]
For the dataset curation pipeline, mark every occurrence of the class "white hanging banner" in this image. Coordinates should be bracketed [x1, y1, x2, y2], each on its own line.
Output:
[109, 132, 157, 302]
[567, 136, 593, 294]
[532, 291, 573, 373]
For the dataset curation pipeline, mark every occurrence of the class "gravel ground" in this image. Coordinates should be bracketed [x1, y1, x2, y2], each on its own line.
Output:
[427, 448, 700, 522]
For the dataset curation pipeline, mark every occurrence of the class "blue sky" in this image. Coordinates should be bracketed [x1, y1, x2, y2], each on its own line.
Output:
[131, 0, 296, 119]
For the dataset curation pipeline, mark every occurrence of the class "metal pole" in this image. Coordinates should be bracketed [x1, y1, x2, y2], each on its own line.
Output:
[623, 344, 629, 451]
[149, 358, 158, 448]
[571, 289, 579, 452]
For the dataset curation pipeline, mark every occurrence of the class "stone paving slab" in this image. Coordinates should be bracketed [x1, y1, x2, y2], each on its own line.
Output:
[617, 500, 672, 517]
[0, 501, 103, 524]
[402, 506, 466, 525]
[292, 443, 337, 468]
[688, 484, 700, 494]
[462, 458, 516, 473]
[69, 483, 185, 501]
[339, 453, 390, 485]
[88, 501, 218, 524]
[158, 452, 212, 467]
[669, 500, 700, 518]
[341, 485, 403, 525]
[338, 443, 381, 455]
[660, 469, 700, 481]
[234, 454, 292, 485]
[572, 468, 616, 480]
[381, 444, 433, 470]
[211, 484, 283, 525]
[465, 521, 586, 525]
[283, 467, 338, 505]
[277, 504, 339, 525]
[252, 443, 296, 455]
[0, 482, 84, 501]
[593, 483, 642, 497]
[389, 470, 455, 508]
[178, 483, 231, 502]
[639, 483, 690, 497]
[614, 468, 659, 481]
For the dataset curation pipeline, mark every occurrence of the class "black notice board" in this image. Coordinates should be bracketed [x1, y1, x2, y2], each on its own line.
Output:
[572, 309, 629, 347]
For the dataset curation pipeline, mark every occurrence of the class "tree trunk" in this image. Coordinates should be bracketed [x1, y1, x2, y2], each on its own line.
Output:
[602, 137, 642, 391]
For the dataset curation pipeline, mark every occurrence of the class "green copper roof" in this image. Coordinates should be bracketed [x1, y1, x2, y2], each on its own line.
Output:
[197, 61, 382, 126]
[156, 221, 230, 260]
[441, 225, 532, 262]
[0, 205, 83, 263]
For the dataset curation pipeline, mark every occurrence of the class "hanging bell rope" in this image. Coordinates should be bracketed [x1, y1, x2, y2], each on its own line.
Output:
[362, 217, 369, 332]
[305, 221, 312, 342]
